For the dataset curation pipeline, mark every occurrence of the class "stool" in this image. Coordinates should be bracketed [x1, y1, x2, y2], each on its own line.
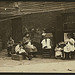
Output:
[42, 49, 51, 58]
[11, 54, 23, 60]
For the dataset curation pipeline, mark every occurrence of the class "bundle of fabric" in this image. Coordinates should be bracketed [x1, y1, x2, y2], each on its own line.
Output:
[25, 41, 37, 53]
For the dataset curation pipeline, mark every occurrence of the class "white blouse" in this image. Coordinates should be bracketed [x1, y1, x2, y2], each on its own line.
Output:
[41, 38, 51, 49]
[64, 38, 75, 52]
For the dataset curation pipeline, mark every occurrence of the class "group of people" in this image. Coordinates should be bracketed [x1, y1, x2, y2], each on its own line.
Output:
[7, 33, 38, 60]
[55, 33, 75, 60]
[7, 27, 75, 60]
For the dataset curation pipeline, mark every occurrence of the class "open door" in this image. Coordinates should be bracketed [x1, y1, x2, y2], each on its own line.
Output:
[12, 17, 22, 43]
[55, 15, 64, 44]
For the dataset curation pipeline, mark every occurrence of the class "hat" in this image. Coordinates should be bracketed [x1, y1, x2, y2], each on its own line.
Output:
[58, 42, 66, 47]
[59, 42, 65, 45]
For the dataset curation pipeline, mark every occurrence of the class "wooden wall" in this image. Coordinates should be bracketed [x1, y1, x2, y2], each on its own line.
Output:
[21, 11, 63, 44]
[0, 19, 12, 49]
[0, 10, 75, 49]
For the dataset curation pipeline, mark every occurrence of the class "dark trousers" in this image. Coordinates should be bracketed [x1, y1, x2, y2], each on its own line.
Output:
[7, 46, 12, 56]
[73, 51, 75, 58]
[64, 52, 71, 60]
[17, 52, 32, 60]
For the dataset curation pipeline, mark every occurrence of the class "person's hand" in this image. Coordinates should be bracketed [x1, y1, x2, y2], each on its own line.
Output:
[44, 46, 47, 48]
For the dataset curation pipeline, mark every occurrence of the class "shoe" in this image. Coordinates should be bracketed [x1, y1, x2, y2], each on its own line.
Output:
[29, 57, 32, 60]
[29, 58, 31, 60]
[28, 56, 32, 60]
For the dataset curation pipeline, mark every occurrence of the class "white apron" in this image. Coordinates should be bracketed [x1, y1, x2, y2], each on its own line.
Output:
[64, 38, 75, 52]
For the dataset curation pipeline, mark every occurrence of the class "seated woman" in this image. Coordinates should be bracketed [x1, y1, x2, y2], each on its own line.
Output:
[7, 37, 14, 57]
[25, 40, 37, 57]
[15, 41, 32, 60]
[41, 34, 52, 49]
[41, 34, 52, 57]
[23, 33, 37, 57]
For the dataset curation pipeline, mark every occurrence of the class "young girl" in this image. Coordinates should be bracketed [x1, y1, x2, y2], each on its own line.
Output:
[55, 42, 65, 59]
[55, 44, 63, 59]
[64, 33, 75, 60]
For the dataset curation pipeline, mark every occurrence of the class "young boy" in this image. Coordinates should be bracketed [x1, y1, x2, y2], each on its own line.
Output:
[7, 37, 14, 57]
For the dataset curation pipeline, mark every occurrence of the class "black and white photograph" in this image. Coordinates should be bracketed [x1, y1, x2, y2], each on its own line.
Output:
[0, 1, 75, 73]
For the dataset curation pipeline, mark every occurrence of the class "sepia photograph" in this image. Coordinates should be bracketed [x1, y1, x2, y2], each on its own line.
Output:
[0, 1, 75, 73]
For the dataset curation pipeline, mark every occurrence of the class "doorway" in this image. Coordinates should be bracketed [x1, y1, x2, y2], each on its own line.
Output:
[12, 17, 22, 43]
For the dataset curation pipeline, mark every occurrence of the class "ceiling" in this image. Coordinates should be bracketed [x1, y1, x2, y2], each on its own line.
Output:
[0, 1, 75, 20]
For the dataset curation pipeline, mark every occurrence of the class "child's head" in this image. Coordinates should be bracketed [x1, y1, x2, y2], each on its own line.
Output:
[67, 33, 71, 39]
[58, 42, 66, 48]
[20, 45, 23, 49]
[57, 44, 60, 48]
[59, 44, 66, 48]
[56, 44, 60, 48]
